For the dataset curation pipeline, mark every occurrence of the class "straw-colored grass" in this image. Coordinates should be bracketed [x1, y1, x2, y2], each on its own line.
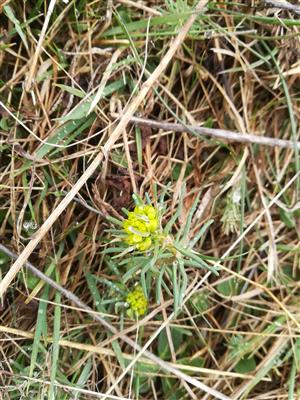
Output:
[0, 1, 300, 399]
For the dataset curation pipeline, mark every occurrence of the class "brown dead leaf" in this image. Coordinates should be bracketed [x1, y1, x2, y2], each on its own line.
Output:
[14, 295, 38, 329]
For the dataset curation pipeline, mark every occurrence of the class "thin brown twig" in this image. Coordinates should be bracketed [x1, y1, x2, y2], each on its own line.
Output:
[127, 115, 300, 150]
[264, 0, 300, 16]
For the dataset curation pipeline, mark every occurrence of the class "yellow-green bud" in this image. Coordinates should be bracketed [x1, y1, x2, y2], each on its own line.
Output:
[126, 286, 148, 317]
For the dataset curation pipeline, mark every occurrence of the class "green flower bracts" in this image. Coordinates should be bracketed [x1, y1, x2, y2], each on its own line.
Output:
[126, 285, 148, 317]
[123, 204, 159, 251]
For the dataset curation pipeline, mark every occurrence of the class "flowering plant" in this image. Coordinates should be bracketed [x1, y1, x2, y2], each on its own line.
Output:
[123, 205, 160, 251]
[105, 190, 218, 315]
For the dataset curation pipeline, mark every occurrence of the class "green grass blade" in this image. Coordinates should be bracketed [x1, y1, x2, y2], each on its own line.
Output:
[85, 272, 105, 313]
[3, 5, 29, 50]
[73, 359, 92, 400]
[29, 285, 50, 378]
[49, 271, 62, 400]
[178, 258, 187, 304]
[58, 79, 126, 123]
[189, 219, 214, 248]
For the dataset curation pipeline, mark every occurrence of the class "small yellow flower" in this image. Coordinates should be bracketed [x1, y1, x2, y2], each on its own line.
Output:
[136, 237, 152, 251]
[123, 204, 159, 251]
[126, 286, 148, 317]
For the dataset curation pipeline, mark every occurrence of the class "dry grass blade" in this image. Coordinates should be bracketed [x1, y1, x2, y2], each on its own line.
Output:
[2, 1, 300, 398]
[0, 323, 267, 380]
[87, 48, 123, 115]
[25, 0, 57, 92]
[253, 164, 278, 281]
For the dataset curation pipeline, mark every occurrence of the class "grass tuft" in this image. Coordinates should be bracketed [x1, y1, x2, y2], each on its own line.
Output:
[0, 0, 300, 399]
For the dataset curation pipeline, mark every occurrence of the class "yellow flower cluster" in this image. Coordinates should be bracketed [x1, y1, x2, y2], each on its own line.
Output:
[123, 205, 159, 251]
[126, 286, 148, 317]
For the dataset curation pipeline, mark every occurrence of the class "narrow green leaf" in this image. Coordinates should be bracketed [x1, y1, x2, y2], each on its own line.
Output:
[279, 208, 295, 229]
[35, 118, 86, 159]
[29, 285, 50, 378]
[189, 219, 214, 248]
[59, 79, 126, 122]
[54, 84, 85, 98]
[73, 359, 92, 400]
[49, 272, 62, 400]
[4, 5, 29, 50]
[86, 272, 105, 313]
[135, 127, 143, 171]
